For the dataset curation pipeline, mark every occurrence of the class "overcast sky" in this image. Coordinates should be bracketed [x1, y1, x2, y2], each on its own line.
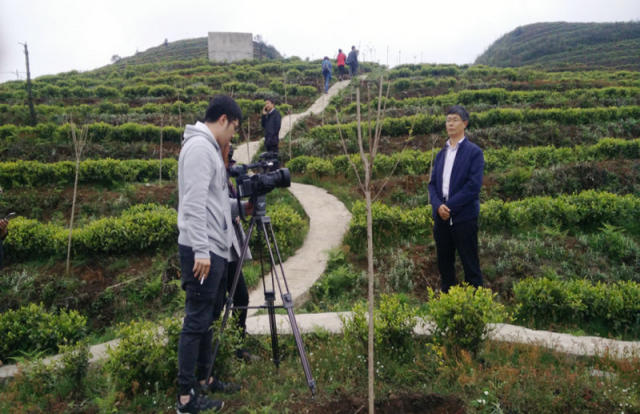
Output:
[1, 0, 638, 83]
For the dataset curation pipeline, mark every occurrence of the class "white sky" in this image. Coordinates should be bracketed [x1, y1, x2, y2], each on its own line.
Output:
[0, 0, 638, 83]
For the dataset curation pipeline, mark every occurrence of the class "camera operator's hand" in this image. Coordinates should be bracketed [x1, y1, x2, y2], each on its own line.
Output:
[193, 258, 210, 283]
[0, 219, 8, 239]
[437, 204, 451, 221]
[243, 201, 254, 217]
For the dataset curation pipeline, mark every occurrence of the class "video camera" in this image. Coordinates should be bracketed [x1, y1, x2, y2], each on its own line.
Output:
[229, 152, 290, 199]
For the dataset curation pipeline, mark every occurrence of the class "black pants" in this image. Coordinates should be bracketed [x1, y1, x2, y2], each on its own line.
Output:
[177, 245, 228, 395]
[433, 217, 483, 293]
[227, 260, 249, 338]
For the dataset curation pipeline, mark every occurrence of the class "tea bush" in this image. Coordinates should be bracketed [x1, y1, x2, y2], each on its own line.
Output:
[0, 341, 90, 411]
[342, 293, 418, 360]
[104, 318, 181, 395]
[513, 277, 640, 336]
[0, 302, 87, 361]
[428, 286, 508, 356]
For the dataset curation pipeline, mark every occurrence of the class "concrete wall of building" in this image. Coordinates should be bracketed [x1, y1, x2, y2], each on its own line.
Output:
[208, 32, 253, 62]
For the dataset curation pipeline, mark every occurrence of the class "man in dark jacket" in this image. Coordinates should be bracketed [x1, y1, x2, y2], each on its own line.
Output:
[428, 105, 484, 293]
[346, 46, 359, 77]
[261, 98, 281, 153]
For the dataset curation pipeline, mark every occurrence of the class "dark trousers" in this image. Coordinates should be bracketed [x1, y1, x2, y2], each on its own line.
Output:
[433, 217, 483, 293]
[177, 245, 228, 395]
[265, 141, 278, 153]
[227, 260, 249, 338]
[338, 65, 347, 79]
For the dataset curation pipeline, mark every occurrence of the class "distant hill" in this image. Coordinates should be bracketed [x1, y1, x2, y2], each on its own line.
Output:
[475, 22, 640, 71]
[111, 36, 282, 65]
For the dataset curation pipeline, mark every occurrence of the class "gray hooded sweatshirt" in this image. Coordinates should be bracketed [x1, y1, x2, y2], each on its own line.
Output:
[178, 121, 234, 260]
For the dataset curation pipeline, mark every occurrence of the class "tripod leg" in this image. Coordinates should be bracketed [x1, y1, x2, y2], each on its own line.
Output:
[265, 291, 280, 369]
[209, 217, 256, 382]
[282, 293, 317, 396]
[262, 218, 317, 396]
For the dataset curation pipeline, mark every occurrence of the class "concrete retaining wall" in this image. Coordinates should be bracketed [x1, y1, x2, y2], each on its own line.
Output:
[208, 32, 253, 62]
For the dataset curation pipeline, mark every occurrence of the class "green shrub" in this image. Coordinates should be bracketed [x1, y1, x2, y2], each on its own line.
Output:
[0, 303, 87, 361]
[104, 318, 181, 395]
[427, 286, 508, 357]
[382, 248, 415, 293]
[342, 293, 418, 360]
[310, 250, 361, 304]
[4, 204, 178, 262]
[513, 277, 640, 335]
[306, 158, 334, 177]
[0, 341, 90, 409]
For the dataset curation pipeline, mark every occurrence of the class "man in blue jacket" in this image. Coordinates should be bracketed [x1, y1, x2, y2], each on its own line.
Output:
[428, 105, 484, 293]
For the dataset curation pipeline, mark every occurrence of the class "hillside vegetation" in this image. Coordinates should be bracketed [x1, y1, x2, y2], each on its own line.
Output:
[475, 21, 640, 70]
[0, 37, 639, 412]
[110, 36, 281, 66]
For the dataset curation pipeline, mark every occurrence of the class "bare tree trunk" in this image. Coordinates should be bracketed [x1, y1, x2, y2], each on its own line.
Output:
[365, 188, 375, 414]
[66, 121, 88, 275]
[21, 43, 36, 126]
[288, 109, 293, 161]
[354, 85, 376, 414]
[336, 78, 390, 413]
[159, 113, 164, 185]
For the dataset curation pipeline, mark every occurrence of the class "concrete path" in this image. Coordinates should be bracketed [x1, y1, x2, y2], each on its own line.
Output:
[246, 314, 640, 359]
[246, 182, 351, 316]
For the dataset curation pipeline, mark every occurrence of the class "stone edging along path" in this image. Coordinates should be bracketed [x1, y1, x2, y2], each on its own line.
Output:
[2, 77, 639, 380]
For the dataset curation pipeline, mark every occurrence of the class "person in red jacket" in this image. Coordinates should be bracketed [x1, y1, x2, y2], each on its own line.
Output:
[336, 49, 347, 80]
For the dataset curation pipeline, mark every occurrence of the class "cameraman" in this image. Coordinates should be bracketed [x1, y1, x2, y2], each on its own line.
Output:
[0, 217, 8, 269]
[261, 98, 281, 154]
[176, 95, 242, 413]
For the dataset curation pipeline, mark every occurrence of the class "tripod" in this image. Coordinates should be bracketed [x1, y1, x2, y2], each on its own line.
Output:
[209, 194, 317, 397]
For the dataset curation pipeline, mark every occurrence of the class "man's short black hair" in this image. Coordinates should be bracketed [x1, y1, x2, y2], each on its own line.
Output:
[205, 95, 242, 124]
[446, 105, 470, 125]
[265, 97, 277, 105]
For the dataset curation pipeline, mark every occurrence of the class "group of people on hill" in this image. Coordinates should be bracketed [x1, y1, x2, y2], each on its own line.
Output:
[321, 46, 359, 93]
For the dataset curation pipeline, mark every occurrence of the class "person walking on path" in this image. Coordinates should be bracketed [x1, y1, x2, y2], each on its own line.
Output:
[176, 95, 242, 413]
[336, 49, 347, 80]
[346, 46, 359, 77]
[261, 98, 281, 154]
[321, 56, 332, 93]
[428, 105, 484, 294]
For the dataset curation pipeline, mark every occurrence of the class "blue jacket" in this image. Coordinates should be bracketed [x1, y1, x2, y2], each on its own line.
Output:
[428, 138, 484, 224]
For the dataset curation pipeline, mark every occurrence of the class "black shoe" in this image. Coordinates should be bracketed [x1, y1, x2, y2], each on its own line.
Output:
[203, 377, 241, 394]
[177, 388, 223, 413]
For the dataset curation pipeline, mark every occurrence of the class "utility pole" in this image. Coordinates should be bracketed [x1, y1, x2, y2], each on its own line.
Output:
[19, 42, 37, 126]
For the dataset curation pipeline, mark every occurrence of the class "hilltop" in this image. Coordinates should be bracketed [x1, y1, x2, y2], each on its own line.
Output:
[475, 21, 640, 70]
[110, 36, 282, 66]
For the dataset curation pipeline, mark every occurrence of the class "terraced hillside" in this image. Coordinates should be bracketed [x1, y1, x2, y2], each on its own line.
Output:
[110, 36, 281, 66]
[475, 21, 640, 71]
[292, 63, 640, 341]
[1, 51, 639, 412]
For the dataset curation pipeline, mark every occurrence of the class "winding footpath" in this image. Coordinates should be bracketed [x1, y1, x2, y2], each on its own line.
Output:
[1, 77, 639, 380]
